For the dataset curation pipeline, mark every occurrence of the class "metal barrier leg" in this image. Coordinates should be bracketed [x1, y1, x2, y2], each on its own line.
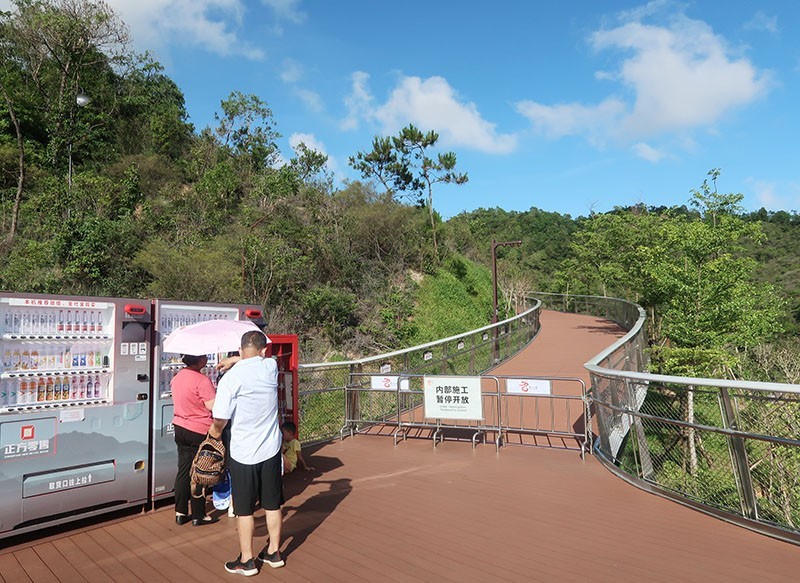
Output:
[393, 427, 407, 446]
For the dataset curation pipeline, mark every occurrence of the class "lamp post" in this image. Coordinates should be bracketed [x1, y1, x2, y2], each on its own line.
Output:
[68, 93, 91, 191]
[491, 239, 522, 363]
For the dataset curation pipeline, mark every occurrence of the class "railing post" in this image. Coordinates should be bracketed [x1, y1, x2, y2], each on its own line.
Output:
[625, 378, 655, 480]
[347, 362, 362, 433]
[719, 388, 759, 520]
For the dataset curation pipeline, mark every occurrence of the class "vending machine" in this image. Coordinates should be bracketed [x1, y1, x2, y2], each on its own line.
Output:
[149, 300, 266, 503]
[0, 293, 152, 538]
[265, 334, 299, 428]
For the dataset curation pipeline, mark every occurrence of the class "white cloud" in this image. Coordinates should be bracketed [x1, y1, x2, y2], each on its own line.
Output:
[744, 11, 778, 34]
[632, 142, 666, 162]
[343, 73, 517, 154]
[280, 59, 304, 84]
[295, 88, 324, 113]
[261, 0, 305, 25]
[341, 71, 373, 131]
[515, 98, 625, 141]
[289, 132, 341, 177]
[107, 0, 263, 59]
[747, 179, 800, 210]
[516, 8, 770, 152]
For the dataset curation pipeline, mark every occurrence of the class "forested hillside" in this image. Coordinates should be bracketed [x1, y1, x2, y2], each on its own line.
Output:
[2, 1, 798, 378]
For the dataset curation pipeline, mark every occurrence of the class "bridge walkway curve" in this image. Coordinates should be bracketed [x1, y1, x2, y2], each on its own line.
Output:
[1, 310, 799, 582]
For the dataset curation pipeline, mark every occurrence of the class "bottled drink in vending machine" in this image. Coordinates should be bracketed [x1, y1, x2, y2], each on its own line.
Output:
[46, 376, 55, 401]
[36, 378, 46, 402]
[65, 310, 73, 333]
[17, 380, 27, 405]
[58, 310, 65, 333]
[65, 375, 76, 400]
[93, 374, 102, 399]
[81, 310, 89, 333]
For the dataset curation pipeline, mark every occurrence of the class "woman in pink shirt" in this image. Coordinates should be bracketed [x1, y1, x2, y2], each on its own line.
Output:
[172, 354, 218, 526]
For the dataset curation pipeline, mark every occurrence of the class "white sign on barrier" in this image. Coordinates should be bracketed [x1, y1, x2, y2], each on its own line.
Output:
[423, 376, 483, 420]
[506, 378, 551, 396]
[370, 375, 409, 391]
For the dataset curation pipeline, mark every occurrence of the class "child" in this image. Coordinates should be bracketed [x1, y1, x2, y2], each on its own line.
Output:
[281, 421, 314, 473]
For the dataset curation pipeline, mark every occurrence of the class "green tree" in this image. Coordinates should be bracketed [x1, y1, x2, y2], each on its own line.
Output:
[350, 124, 467, 261]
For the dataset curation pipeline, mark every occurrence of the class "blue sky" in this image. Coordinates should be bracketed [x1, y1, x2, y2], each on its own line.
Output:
[7, 0, 800, 218]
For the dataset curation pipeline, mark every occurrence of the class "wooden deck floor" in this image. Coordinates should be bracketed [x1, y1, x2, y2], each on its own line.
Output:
[2, 310, 799, 582]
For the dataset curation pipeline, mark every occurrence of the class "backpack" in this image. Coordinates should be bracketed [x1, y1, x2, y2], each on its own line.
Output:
[191, 436, 226, 487]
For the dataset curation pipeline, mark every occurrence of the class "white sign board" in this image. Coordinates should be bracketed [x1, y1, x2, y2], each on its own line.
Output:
[423, 376, 483, 420]
[370, 375, 409, 391]
[506, 378, 551, 396]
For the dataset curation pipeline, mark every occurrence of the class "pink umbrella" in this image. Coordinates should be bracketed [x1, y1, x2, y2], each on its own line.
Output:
[162, 319, 268, 356]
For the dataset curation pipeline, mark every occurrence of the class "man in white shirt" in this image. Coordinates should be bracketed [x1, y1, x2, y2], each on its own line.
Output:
[210, 331, 285, 577]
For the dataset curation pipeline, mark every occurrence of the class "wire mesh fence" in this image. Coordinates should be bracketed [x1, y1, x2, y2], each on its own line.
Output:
[538, 291, 800, 544]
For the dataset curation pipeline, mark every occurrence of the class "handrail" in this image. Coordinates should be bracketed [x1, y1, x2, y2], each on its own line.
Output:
[530, 291, 800, 546]
[300, 301, 541, 370]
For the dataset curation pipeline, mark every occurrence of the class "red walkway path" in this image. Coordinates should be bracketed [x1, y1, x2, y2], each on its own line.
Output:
[2, 310, 798, 582]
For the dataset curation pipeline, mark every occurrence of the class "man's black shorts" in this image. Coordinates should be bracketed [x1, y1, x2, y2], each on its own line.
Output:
[228, 450, 284, 515]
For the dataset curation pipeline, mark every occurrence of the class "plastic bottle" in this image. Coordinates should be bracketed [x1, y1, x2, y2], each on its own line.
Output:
[36, 378, 46, 402]
[21, 348, 30, 370]
[21, 311, 31, 335]
[65, 310, 73, 333]
[63, 345, 71, 369]
[45, 376, 54, 401]
[58, 310, 65, 333]
[30, 348, 39, 370]
[18, 380, 28, 404]
[4, 312, 11, 334]
[77, 375, 85, 400]
[53, 376, 62, 401]
[93, 374, 101, 399]
[65, 375, 76, 400]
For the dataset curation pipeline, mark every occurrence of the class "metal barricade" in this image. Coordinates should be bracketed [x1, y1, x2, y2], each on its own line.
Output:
[341, 372, 591, 455]
[493, 375, 589, 459]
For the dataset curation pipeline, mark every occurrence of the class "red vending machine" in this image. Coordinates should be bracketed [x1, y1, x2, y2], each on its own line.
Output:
[264, 334, 299, 428]
[149, 300, 267, 503]
[0, 293, 152, 539]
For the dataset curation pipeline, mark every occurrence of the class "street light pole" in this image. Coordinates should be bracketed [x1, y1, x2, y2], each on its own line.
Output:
[68, 93, 91, 191]
[491, 239, 522, 363]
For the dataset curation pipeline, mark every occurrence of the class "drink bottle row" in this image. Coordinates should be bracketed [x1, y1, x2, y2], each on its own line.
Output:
[2, 344, 106, 372]
[159, 312, 233, 336]
[0, 374, 106, 407]
[158, 366, 220, 398]
[3, 309, 106, 336]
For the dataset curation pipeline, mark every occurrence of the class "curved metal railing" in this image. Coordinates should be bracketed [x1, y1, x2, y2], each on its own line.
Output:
[532, 292, 800, 545]
[297, 297, 542, 444]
